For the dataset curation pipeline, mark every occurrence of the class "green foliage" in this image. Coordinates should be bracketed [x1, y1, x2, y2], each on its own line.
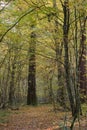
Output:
[0, 0, 86, 114]
[82, 104, 87, 114]
[0, 110, 11, 123]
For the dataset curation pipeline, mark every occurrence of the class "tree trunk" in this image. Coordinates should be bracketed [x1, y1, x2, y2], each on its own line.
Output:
[74, 7, 82, 116]
[27, 25, 37, 105]
[53, 0, 64, 106]
[79, 14, 87, 102]
[9, 59, 16, 106]
[63, 0, 75, 116]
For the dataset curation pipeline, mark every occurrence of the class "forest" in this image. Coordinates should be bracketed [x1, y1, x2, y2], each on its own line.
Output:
[0, 0, 87, 130]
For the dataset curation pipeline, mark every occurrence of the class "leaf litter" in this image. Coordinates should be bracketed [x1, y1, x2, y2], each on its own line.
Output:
[0, 105, 86, 130]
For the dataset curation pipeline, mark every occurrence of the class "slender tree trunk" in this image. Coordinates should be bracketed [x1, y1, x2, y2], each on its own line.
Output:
[9, 59, 16, 106]
[79, 14, 87, 102]
[53, 0, 64, 106]
[70, 8, 83, 129]
[27, 25, 37, 105]
[4, 50, 11, 107]
[53, 0, 63, 84]
[74, 7, 82, 116]
[49, 76, 56, 111]
[63, 0, 75, 116]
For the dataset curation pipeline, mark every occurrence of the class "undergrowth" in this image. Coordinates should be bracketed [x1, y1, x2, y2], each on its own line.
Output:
[0, 110, 11, 124]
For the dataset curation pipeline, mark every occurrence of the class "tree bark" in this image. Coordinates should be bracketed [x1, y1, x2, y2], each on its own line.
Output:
[79, 14, 87, 102]
[63, 0, 75, 116]
[9, 59, 16, 106]
[27, 25, 37, 105]
[53, 0, 64, 106]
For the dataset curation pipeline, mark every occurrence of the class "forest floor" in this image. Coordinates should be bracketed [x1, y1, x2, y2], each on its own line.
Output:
[0, 105, 87, 130]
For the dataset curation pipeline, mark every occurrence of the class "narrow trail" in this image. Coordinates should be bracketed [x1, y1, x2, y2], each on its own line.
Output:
[0, 105, 86, 130]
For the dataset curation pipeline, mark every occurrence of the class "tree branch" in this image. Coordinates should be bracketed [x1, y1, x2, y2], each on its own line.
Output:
[70, 15, 83, 25]
[59, 0, 64, 7]
[0, 5, 44, 42]
[0, 0, 12, 13]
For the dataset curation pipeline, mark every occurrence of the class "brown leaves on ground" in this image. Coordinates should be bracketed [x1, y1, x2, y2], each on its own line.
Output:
[0, 105, 87, 130]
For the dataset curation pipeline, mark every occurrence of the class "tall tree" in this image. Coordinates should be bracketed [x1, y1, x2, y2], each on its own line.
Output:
[53, 0, 64, 107]
[63, 0, 75, 116]
[9, 50, 16, 106]
[27, 24, 37, 105]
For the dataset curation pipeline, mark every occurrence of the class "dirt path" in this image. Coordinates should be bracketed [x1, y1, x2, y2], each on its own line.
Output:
[0, 105, 87, 130]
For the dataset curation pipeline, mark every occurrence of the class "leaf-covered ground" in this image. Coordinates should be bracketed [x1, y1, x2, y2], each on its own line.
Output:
[0, 105, 87, 130]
